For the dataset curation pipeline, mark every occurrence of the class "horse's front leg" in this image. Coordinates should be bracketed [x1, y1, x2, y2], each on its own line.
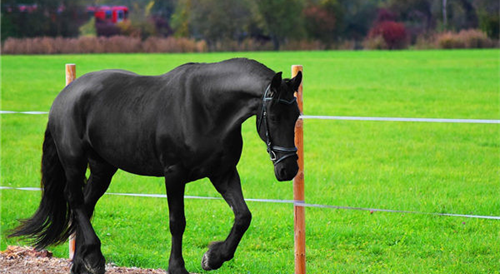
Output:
[165, 169, 189, 274]
[203, 168, 252, 271]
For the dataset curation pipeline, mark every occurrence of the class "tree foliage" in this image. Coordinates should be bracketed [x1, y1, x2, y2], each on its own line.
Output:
[1, 0, 497, 47]
[190, 0, 250, 44]
[1, 0, 89, 40]
[252, 0, 305, 49]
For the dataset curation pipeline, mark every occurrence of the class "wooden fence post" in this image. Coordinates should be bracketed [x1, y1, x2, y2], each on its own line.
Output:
[66, 63, 76, 261]
[292, 65, 305, 274]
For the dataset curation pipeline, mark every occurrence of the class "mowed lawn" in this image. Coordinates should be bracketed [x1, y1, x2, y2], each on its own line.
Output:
[1, 50, 499, 273]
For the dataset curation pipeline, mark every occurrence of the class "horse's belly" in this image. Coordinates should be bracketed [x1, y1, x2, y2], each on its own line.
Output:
[87, 129, 165, 176]
[118, 163, 164, 177]
[97, 146, 164, 176]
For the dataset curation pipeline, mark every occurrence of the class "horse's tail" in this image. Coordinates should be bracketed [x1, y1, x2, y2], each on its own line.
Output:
[9, 125, 75, 249]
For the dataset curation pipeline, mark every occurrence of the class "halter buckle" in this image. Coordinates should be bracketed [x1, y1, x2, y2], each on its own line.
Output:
[269, 150, 277, 161]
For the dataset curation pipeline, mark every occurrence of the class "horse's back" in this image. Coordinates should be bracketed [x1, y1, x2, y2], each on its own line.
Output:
[49, 69, 171, 121]
[48, 69, 171, 173]
[52, 69, 139, 106]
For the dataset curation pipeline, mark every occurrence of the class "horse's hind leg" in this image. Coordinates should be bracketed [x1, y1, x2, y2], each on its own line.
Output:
[202, 168, 252, 271]
[71, 153, 117, 273]
[60, 153, 106, 274]
[83, 152, 117, 218]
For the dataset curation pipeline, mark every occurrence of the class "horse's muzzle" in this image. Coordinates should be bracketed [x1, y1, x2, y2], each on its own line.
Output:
[274, 156, 299, 181]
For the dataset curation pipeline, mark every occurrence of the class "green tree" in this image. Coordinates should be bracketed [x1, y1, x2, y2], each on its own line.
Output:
[336, 0, 382, 42]
[171, 0, 192, 37]
[384, 0, 436, 31]
[190, 0, 251, 47]
[252, 0, 305, 50]
[474, 0, 499, 39]
[79, 17, 97, 37]
[443, 0, 479, 31]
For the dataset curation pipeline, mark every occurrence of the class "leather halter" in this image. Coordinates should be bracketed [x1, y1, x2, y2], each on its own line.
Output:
[257, 85, 298, 165]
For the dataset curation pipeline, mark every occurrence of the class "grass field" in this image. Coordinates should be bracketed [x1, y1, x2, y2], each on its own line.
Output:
[1, 50, 499, 273]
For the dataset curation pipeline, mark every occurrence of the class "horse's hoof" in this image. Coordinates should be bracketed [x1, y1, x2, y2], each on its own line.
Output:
[201, 241, 227, 271]
[201, 252, 212, 271]
[71, 255, 105, 274]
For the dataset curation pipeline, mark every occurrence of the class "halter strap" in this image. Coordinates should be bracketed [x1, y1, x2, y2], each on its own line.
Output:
[257, 85, 298, 165]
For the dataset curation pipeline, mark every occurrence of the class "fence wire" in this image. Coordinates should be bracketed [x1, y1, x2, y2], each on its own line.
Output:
[1, 186, 499, 220]
[2, 110, 500, 124]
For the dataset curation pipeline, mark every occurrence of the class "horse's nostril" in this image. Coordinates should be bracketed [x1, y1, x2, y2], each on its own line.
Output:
[279, 168, 287, 179]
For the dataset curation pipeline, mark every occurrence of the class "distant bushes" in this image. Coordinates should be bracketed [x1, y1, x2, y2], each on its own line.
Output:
[362, 8, 496, 51]
[435, 29, 495, 49]
[414, 29, 496, 50]
[2, 36, 333, 54]
[2, 29, 496, 54]
[364, 28, 496, 50]
[363, 36, 388, 50]
[2, 36, 207, 54]
[142, 37, 207, 53]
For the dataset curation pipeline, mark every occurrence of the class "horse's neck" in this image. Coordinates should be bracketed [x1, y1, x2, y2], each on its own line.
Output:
[200, 72, 269, 131]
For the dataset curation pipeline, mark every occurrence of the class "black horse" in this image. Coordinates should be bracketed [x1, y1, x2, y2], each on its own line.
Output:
[10, 58, 302, 274]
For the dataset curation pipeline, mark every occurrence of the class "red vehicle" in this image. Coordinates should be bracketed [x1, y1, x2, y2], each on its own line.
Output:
[87, 6, 128, 24]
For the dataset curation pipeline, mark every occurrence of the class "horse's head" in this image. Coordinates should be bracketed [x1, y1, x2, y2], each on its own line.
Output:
[257, 71, 302, 181]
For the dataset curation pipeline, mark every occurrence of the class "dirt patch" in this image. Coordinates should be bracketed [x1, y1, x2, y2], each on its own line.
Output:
[1, 246, 167, 274]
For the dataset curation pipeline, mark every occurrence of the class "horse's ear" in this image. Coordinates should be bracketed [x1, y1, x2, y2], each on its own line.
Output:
[271, 72, 282, 91]
[291, 71, 302, 92]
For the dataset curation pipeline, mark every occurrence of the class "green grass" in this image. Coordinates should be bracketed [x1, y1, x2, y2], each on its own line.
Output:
[1, 50, 500, 273]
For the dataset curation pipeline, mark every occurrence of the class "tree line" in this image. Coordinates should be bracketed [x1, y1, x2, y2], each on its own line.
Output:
[2, 0, 498, 50]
